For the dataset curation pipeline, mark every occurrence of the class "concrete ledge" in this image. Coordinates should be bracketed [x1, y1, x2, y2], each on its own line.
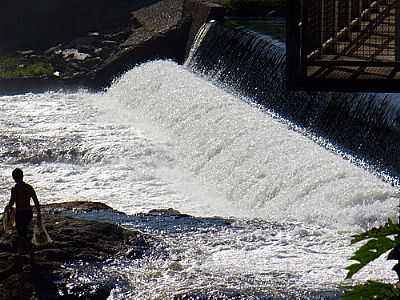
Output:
[183, 0, 226, 58]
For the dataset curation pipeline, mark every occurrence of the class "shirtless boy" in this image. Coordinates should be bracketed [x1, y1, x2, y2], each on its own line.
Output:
[6, 168, 42, 252]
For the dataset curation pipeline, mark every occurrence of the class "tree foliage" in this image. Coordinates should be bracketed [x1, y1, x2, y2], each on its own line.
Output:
[343, 281, 400, 300]
[343, 219, 400, 299]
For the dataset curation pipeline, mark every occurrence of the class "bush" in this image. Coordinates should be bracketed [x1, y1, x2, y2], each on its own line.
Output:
[343, 219, 400, 299]
[0, 56, 54, 78]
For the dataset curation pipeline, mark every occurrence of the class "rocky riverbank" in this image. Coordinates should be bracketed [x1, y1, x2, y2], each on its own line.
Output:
[0, 0, 227, 95]
[0, 201, 153, 299]
[0, 201, 237, 300]
[0, 0, 288, 95]
[0, 0, 191, 94]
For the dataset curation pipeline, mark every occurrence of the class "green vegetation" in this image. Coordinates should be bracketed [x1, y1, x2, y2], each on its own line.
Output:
[0, 56, 54, 78]
[343, 282, 400, 300]
[343, 219, 400, 299]
[223, 0, 286, 17]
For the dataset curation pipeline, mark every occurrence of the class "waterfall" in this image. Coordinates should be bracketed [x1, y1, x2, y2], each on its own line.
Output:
[185, 21, 400, 178]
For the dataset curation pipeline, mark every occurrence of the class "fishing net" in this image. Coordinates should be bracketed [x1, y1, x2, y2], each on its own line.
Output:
[32, 218, 52, 246]
[2, 206, 16, 235]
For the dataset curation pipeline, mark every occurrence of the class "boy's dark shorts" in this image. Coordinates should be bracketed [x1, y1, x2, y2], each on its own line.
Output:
[15, 209, 33, 238]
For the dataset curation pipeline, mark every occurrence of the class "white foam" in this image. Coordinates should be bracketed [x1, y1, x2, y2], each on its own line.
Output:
[105, 60, 398, 230]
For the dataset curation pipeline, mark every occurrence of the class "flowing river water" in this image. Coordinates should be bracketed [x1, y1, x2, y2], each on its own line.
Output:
[0, 60, 398, 299]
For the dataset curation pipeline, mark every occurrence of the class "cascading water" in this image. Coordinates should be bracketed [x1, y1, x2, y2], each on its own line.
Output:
[186, 21, 400, 177]
[0, 23, 399, 299]
[105, 61, 397, 230]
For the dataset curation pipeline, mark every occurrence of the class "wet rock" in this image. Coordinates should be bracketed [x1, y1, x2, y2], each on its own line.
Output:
[131, 208, 233, 235]
[43, 201, 121, 214]
[146, 208, 191, 217]
[0, 201, 153, 299]
[67, 279, 117, 300]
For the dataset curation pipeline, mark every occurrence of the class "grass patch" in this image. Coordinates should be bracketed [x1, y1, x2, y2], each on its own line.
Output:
[0, 56, 54, 78]
[224, 0, 286, 16]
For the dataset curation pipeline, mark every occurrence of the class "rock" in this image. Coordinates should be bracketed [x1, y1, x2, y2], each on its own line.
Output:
[92, 16, 192, 87]
[133, 0, 184, 32]
[43, 201, 113, 212]
[174, 288, 276, 300]
[0, 201, 153, 299]
[129, 15, 143, 29]
[83, 57, 103, 68]
[146, 208, 191, 218]
[70, 62, 87, 72]
[67, 279, 116, 300]
[104, 30, 131, 42]
[77, 44, 96, 54]
[44, 44, 62, 56]
[94, 48, 103, 55]
[16, 50, 35, 56]
[174, 287, 342, 300]
[62, 49, 91, 61]
[101, 40, 119, 46]
[88, 32, 101, 37]
[96, 47, 114, 59]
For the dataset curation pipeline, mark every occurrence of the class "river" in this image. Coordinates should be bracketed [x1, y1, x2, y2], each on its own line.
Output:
[0, 60, 398, 299]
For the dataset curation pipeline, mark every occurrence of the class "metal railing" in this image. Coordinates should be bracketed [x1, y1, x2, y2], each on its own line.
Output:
[287, 0, 400, 91]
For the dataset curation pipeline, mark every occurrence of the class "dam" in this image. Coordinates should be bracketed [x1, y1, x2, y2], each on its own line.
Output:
[0, 24, 399, 299]
[0, 1, 399, 298]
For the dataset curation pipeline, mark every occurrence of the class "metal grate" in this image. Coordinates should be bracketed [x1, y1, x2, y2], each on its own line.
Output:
[287, 0, 400, 91]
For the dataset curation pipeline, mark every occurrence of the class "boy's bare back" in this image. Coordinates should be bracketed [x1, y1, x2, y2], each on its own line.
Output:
[11, 182, 37, 211]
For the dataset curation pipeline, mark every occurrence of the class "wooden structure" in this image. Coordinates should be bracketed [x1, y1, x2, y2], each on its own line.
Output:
[287, 0, 400, 92]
